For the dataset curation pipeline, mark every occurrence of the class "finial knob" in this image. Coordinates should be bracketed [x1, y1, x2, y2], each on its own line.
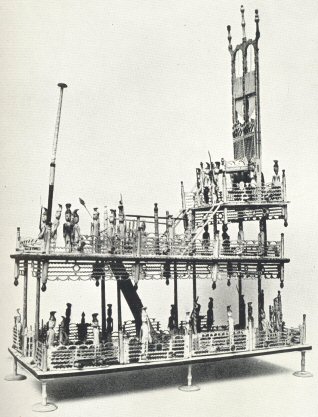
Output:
[255, 9, 259, 22]
[255, 9, 260, 39]
[57, 83, 68, 89]
[240, 5, 246, 40]
[227, 25, 232, 50]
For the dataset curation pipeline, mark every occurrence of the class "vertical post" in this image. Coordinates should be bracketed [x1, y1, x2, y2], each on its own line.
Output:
[32, 381, 57, 411]
[117, 281, 122, 332]
[23, 260, 28, 329]
[293, 348, 313, 377]
[136, 216, 141, 255]
[213, 213, 218, 239]
[181, 181, 186, 210]
[4, 356, 27, 381]
[40, 383, 49, 408]
[238, 264, 245, 329]
[34, 263, 41, 343]
[174, 262, 178, 328]
[257, 263, 262, 328]
[222, 172, 227, 203]
[101, 274, 106, 341]
[178, 362, 200, 391]
[280, 233, 284, 258]
[154, 203, 159, 254]
[302, 314, 306, 344]
[282, 169, 286, 201]
[16, 227, 21, 250]
[192, 263, 197, 308]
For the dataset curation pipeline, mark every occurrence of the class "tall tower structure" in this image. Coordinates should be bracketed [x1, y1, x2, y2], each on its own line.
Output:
[227, 7, 261, 184]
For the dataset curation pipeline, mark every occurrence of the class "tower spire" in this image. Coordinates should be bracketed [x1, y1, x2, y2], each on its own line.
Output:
[240, 5, 246, 40]
[227, 25, 232, 51]
[255, 9, 260, 40]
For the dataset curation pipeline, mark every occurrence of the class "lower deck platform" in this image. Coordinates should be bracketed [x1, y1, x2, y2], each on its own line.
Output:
[9, 344, 312, 381]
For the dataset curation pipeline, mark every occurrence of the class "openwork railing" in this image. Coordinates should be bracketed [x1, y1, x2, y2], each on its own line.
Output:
[227, 184, 283, 203]
[12, 327, 23, 352]
[184, 182, 285, 209]
[17, 233, 283, 259]
[35, 341, 47, 371]
[47, 341, 120, 370]
[220, 240, 281, 257]
[254, 325, 303, 349]
[192, 330, 247, 355]
[14, 318, 306, 372]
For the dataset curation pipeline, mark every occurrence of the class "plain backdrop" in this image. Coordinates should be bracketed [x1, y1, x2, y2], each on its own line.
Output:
[0, 1, 317, 416]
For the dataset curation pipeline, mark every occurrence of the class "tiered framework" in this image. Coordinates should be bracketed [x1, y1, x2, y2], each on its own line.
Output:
[6, 7, 312, 412]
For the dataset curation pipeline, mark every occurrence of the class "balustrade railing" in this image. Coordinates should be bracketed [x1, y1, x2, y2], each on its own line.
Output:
[14, 318, 305, 371]
[185, 182, 284, 209]
[17, 232, 283, 258]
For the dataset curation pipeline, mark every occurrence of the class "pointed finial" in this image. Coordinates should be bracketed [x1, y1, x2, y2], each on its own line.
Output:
[227, 25, 232, 50]
[240, 5, 246, 40]
[255, 9, 260, 39]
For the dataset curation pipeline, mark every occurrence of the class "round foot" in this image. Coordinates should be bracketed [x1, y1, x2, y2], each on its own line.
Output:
[32, 402, 58, 412]
[293, 371, 313, 378]
[178, 385, 200, 392]
[4, 373, 27, 381]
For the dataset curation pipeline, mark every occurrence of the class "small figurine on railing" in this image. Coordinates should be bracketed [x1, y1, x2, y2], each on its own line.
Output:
[227, 305, 235, 351]
[140, 307, 152, 359]
[59, 316, 68, 345]
[238, 293, 246, 329]
[214, 162, 221, 201]
[203, 163, 211, 203]
[46, 311, 56, 348]
[14, 309, 22, 347]
[38, 207, 49, 253]
[91, 313, 100, 346]
[51, 204, 62, 244]
[272, 291, 283, 331]
[106, 304, 113, 339]
[207, 297, 214, 331]
[91, 208, 100, 253]
[222, 223, 230, 254]
[63, 204, 73, 252]
[202, 224, 210, 253]
[77, 312, 88, 343]
[168, 304, 178, 333]
[258, 220, 265, 256]
[247, 302, 254, 328]
[184, 312, 191, 335]
[272, 160, 281, 187]
[248, 162, 257, 189]
[259, 308, 270, 344]
[64, 303, 72, 338]
[191, 297, 201, 334]
[118, 197, 126, 240]
[71, 209, 82, 250]
[237, 220, 244, 254]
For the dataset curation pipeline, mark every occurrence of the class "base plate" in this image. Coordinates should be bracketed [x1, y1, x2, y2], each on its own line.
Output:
[293, 371, 313, 378]
[178, 385, 200, 392]
[4, 374, 27, 381]
[32, 402, 58, 413]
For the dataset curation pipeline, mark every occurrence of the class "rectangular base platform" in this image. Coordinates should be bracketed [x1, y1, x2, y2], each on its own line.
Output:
[9, 344, 312, 381]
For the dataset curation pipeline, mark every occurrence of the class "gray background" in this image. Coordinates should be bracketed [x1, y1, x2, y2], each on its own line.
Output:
[1, 1, 317, 416]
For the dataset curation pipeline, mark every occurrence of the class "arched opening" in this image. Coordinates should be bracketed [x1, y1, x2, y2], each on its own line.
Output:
[246, 45, 255, 72]
[235, 49, 243, 77]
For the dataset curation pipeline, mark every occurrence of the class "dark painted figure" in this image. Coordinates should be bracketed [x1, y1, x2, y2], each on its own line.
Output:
[207, 297, 214, 331]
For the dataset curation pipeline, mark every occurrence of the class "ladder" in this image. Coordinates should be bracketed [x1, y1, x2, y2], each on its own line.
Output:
[182, 202, 221, 255]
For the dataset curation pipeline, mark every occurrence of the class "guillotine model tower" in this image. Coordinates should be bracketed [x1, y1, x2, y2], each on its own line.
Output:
[5, 6, 312, 412]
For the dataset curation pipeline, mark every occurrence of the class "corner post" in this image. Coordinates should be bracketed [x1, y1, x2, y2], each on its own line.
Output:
[32, 381, 58, 412]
